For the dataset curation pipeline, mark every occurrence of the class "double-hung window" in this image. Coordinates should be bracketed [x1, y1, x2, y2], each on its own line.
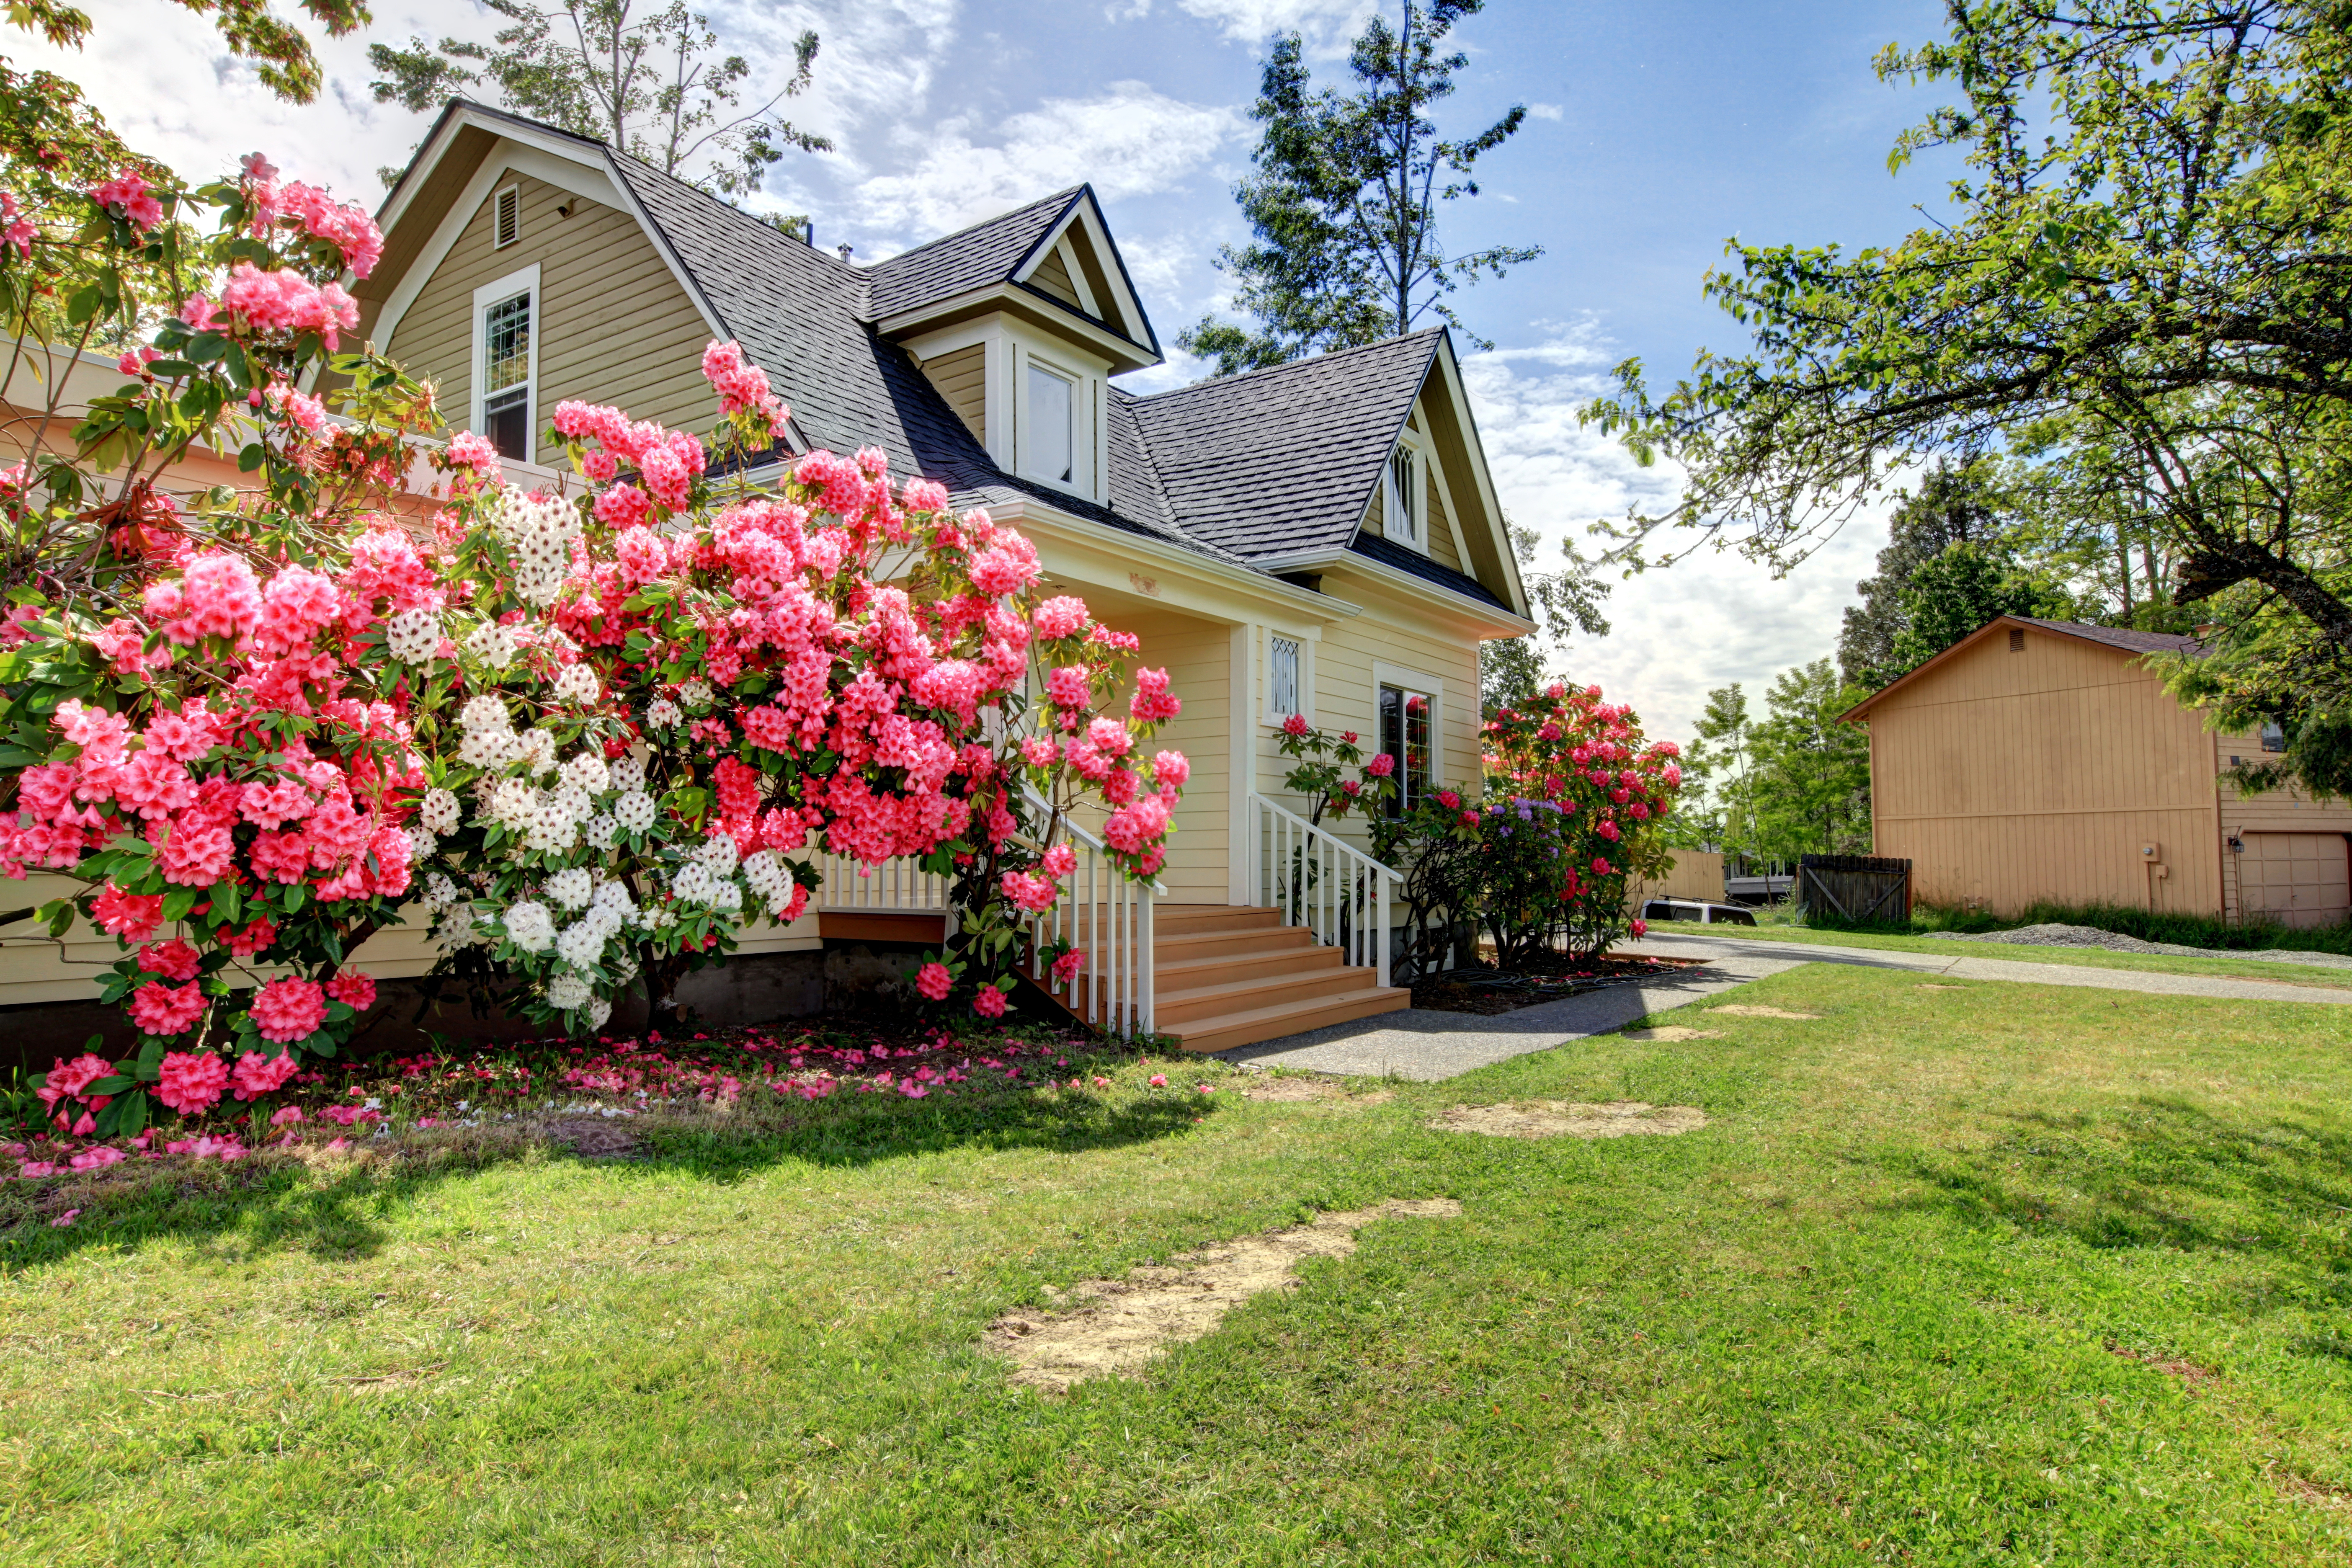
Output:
[472, 264, 539, 463]
[1377, 683, 1433, 815]
[1026, 362, 1075, 484]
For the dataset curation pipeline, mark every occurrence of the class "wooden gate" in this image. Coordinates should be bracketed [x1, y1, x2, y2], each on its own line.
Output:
[1798, 854, 1912, 923]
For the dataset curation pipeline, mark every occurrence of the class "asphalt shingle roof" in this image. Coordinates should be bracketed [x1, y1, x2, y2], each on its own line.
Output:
[2015, 617, 2203, 656]
[1122, 333, 1443, 559]
[1349, 532, 1512, 612]
[860, 189, 1080, 320]
[412, 110, 1497, 606]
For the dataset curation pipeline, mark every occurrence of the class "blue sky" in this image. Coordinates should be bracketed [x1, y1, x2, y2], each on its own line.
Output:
[24, 0, 1967, 740]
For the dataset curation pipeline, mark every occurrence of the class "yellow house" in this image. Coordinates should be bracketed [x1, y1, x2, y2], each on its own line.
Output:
[0, 100, 1538, 1055]
[1844, 615, 2352, 927]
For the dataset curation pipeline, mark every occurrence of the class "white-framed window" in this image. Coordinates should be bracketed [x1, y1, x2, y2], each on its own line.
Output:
[471, 263, 540, 462]
[1025, 359, 1075, 485]
[492, 184, 521, 249]
[1372, 659, 1443, 815]
[1269, 634, 1302, 720]
[1384, 441, 1422, 551]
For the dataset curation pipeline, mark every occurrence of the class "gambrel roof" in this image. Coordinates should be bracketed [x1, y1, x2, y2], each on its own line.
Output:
[371, 101, 1524, 621]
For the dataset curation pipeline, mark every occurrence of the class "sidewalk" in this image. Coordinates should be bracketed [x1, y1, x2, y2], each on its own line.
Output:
[1220, 930, 2352, 1081]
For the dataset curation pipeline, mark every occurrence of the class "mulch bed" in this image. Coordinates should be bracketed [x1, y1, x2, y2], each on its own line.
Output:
[1408, 956, 1705, 1016]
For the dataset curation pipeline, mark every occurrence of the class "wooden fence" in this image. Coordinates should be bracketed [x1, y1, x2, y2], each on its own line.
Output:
[1796, 854, 1912, 923]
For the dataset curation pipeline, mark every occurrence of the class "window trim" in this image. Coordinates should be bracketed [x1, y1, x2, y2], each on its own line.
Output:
[1372, 658, 1444, 813]
[470, 263, 541, 462]
[1263, 628, 1314, 728]
[492, 183, 521, 249]
[1382, 436, 1426, 555]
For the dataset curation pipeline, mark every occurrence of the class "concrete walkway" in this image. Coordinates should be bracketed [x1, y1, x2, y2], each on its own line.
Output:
[1219, 930, 2352, 1082]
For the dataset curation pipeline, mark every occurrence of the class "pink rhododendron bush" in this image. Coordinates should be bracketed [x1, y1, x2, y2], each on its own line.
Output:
[0, 152, 1183, 1146]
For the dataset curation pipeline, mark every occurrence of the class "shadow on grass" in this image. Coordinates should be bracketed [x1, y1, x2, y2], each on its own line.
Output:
[1886, 1095, 2352, 1281]
[0, 1078, 1212, 1275]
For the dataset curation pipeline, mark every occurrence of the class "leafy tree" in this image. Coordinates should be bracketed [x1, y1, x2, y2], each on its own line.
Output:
[1882, 542, 2070, 679]
[1748, 662, 1872, 859]
[368, 0, 830, 199]
[1180, 0, 1540, 376]
[1583, 1, 2352, 794]
[1839, 461, 2017, 685]
[1681, 683, 1756, 859]
[8, 0, 367, 104]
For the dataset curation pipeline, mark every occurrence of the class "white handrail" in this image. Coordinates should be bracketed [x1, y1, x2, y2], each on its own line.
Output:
[1246, 793, 1398, 987]
[812, 851, 950, 912]
[1018, 789, 1162, 1039]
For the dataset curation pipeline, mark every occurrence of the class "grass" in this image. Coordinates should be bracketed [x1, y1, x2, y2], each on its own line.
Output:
[8, 967, 2352, 1563]
[1785, 895, 2352, 957]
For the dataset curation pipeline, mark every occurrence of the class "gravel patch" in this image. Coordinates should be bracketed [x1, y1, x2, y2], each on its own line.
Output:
[1945, 923, 2352, 969]
[1431, 1101, 1709, 1140]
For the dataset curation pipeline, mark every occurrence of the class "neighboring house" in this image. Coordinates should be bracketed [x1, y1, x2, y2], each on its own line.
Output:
[1843, 614, 2352, 928]
[343, 100, 1537, 1049]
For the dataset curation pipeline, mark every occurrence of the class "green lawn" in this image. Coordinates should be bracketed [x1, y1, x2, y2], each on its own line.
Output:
[1704, 920, 2352, 987]
[8, 968, 2352, 1564]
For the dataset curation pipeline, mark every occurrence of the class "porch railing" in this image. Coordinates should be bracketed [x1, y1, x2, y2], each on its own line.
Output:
[1246, 793, 1398, 988]
[1019, 796, 1161, 1039]
[812, 851, 950, 913]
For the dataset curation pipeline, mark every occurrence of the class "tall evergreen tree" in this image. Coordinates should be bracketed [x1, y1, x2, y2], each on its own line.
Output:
[1181, 0, 1541, 376]
[1749, 662, 1872, 859]
[1838, 462, 2014, 686]
[368, 0, 829, 199]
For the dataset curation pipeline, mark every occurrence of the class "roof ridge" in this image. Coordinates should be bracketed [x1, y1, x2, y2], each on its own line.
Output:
[1140, 328, 1445, 405]
[862, 186, 1087, 275]
[1110, 385, 1182, 533]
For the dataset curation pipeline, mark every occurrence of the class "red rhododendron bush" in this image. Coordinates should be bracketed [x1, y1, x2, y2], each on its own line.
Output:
[0, 154, 1181, 1149]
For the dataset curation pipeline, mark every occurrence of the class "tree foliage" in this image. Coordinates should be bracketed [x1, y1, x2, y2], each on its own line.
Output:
[369, 0, 830, 199]
[1179, 0, 1540, 376]
[1583, 0, 2352, 794]
[7, 0, 368, 105]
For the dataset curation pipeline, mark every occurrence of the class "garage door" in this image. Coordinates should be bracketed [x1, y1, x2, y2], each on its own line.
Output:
[2240, 833, 2352, 928]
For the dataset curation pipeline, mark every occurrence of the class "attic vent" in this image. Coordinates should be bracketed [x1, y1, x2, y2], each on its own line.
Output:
[2008, 627, 2025, 652]
[493, 186, 520, 249]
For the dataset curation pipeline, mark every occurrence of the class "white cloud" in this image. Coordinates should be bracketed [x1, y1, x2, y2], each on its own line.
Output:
[839, 82, 1244, 240]
[1460, 321, 1890, 745]
[1117, 0, 1377, 51]
[1529, 102, 1564, 120]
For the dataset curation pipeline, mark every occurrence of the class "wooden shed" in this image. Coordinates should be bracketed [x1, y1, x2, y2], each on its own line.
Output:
[1841, 616, 2352, 928]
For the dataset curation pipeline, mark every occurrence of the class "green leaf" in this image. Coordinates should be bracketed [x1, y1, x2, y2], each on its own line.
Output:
[134, 1038, 164, 1079]
[212, 880, 242, 926]
[161, 887, 197, 924]
[88, 1074, 133, 1095]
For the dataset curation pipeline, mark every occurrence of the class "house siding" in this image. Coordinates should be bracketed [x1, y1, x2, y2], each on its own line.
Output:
[1029, 247, 1082, 309]
[921, 342, 986, 445]
[386, 172, 713, 465]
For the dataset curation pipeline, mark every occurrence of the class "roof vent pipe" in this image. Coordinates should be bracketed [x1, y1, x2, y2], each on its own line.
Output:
[837, 242, 853, 262]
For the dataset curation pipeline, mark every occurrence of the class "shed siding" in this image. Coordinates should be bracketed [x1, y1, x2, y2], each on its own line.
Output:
[921, 343, 987, 445]
[1864, 627, 2223, 916]
[386, 173, 713, 466]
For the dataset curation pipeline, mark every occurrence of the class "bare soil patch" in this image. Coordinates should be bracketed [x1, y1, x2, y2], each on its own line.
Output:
[1241, 1075, 1393, 1105]
[541, 1118, 642, 1159]
[1619, 1026, 1721, 1042]
[1431, 1101, 1709, 1140]
[2107, 1341, 2221, 1391]
[1915, 984, 1968, 991]
[984, 1199, 1463, 1393]
[1708, 1004, 1822, 1020]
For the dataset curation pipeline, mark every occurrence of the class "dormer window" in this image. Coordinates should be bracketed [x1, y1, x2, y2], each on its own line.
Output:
[1385, 443, 1421, 551]
[1027, 362, 1075, 484]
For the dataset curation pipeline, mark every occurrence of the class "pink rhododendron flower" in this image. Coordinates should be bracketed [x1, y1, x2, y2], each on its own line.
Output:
[270, 1105, 304, 1126]
[155, 1050, 227, 1115]
[90, 172, 164, 231]
[1630, 918, 1648, 938]
[92, 885, 165, 941]
[1034, 596, 1088, 640]
[915, 962, 952, 1001]
[250, 976, 326, 1043]
[1148, 1074, 1168, 1088]
[1366, 752, 1395, 778]
[129, 980, 206, 1036]
[1040, 843, 1077, 879]
[1050, 949, 1086, 983]
[972, 986, 1007, 1019]
[325, 971, 376, 1010]
[136, 938, 201, 982]
[1281, 713, 1309, 738]
[231, 1050, 299, 1101]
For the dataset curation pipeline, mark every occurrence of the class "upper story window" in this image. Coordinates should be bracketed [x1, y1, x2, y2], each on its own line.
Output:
[2262, 720, 2286, 753]
[1026, 361, 1075, 484]
[472, 264, 539, 462]
[1384, 444, 1421, 550]
[1269, 634, 1302, 720]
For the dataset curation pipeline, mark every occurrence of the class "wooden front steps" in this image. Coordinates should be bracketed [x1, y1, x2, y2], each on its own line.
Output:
[1152, 904, 1409, 1053]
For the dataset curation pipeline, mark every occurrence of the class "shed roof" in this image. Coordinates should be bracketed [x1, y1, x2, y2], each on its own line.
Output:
[1841, 614, 2204, 722]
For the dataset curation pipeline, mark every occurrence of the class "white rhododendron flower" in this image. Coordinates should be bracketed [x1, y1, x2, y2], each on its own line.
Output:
[504, 900, 556, 951]
[592, 879, 635, 918]
[457, 726, 516, 768]
[459, 694, 510, 733]
[546, 972, 592, 1010]
[552, 663, 601, 704]
[488, 777, 537, 829]
[386, 606, 441, 663]
[550, 782, 593, 825]
[583, 813, 619, 849]
[695, 833, 738, 876]
[545, 867, 593, 908]
[554, 921, 603, 969]
[404, 824, 437, 861]
[516, 726, 558, 777]
[587, 996, 613, 1030]
[613, 791, 656, 832]
[434, 902, 480, 950]
[608, 752, 645, 792]
[560, 753, 609, 795]
[672, 862, 717, 903]
[524, 797, 578, 854]
[677, 678, 713, 709]
[419, 788, 461, 835]
[485, 490, 585, 607]
[423, 872, 461, 909]
[645, 697, 682, 729]
[466, 619, 518, 670]
[707, 879, 742, 913]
